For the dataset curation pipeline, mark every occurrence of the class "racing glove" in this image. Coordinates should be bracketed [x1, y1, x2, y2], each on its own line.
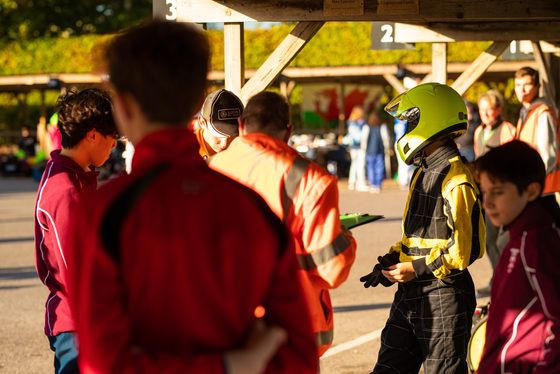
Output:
[359, 252, 399, 288]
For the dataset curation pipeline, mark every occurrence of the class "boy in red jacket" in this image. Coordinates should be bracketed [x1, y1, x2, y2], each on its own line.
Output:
[34, 88, 118, 373]
[67, 20, 317, 374]
[476, 140, 560, 374]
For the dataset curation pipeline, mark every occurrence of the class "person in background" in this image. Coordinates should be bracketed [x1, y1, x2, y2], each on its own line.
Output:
[210, 91, 357, 358]
[48, 112, 62, 153]
[34, 88, 118, 374]
[475, 140, 560, 374]
[343, 105, 368, 191]
[455, 99, 479, 162]
[18, 126, 37, 158]
[393, 118, 415, 189]
[473, 89, 517, 297]
[195, 89, 244, 160]
[514, 66, 560, 206]
[67, 20, 317, 374]
[474, 90, 516, 158]
[363, 111, 388, 193]
[361, 83, 485, 374]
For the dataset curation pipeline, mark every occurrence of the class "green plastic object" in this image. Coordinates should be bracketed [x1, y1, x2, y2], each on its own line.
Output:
[340, 213, 384, 229]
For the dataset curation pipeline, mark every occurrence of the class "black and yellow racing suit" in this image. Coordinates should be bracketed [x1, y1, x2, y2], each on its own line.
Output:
[373, 141, 485, 374]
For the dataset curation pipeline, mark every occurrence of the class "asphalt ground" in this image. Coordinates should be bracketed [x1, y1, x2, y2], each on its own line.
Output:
[0, 176, 492, 373]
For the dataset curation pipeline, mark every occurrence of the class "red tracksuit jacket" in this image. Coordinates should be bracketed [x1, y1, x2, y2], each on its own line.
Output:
[477, 200, 560, 374]
[34, 150, 99, 336]
[68, 128, 317, 373]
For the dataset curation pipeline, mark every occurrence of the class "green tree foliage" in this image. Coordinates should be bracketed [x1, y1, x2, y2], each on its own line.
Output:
[0, 0, 151, 43]
[1, 22, 493, 75]
[1, 34, 111, 74]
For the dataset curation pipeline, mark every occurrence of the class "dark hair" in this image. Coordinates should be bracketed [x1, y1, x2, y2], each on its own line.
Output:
[242, 91, 290, 136]
[475, 140, 545, 195]
[56, 88, 116, 149]
[105, 20, 209, 125]
[515, 66, 539, 86]
[368, 111, 383, 127]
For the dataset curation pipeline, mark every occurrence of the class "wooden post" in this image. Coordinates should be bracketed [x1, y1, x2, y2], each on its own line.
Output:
[338, 81, 346, 142]
[432, 43, 447, 84]
[532, 41, 558, 114]
[550, 53, 560, 115]
[224, 22, 245, 97]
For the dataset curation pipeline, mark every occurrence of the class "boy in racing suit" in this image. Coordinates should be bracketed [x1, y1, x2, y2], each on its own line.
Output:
[361, 82, 485, 374]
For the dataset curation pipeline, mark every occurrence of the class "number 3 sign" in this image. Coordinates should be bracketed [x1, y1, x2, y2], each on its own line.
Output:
[153, 0, 178, 21]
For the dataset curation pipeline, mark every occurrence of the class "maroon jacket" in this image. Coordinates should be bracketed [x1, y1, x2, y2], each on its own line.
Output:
[34, 150, 99, 336]
[477, 200, 560, 374]
[68, 128, 317, 373]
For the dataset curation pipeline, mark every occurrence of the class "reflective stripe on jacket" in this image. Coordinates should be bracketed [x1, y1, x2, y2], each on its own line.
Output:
[473, 121, 516, 158]
[516, 103, 560, 195]
[210, 133, 357, 356]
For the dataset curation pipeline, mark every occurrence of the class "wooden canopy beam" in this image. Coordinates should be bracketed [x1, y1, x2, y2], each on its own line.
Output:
[394, 22, 560, 43]
[177, 0, 560, 23]
[451, 41, 511, 95]
[383, 74, 406, 94]
[240, 21, 324, 103]
[0, 61, 538, 93]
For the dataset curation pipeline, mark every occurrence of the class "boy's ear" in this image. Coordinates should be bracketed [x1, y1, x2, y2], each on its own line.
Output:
[526, 181, 541, 202]
[86, 128, 97, 142]
[283, 124, 294, 143]
[198, 116, 208, 130]
[238, 118, 246, 136]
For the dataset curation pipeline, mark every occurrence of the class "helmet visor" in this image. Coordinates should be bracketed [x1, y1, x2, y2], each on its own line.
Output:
[384, 92, 406, 119]
[385, 92, 420, 124]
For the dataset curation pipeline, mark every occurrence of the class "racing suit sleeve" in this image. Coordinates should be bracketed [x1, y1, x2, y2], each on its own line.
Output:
[411, 182, 485, 279]
[300, 176, 357, 289]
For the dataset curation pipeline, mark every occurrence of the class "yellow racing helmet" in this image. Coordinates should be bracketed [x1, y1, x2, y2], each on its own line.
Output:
[385, 82, 468, 165]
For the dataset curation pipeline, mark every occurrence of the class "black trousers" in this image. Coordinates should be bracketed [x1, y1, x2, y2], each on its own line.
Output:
[372, 271, 476, 374]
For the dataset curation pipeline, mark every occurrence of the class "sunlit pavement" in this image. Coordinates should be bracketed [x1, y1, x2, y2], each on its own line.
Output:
[0, 176, 492, 373]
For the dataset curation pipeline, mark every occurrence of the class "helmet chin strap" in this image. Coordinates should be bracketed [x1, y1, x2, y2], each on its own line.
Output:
[412, 152, 425, 167]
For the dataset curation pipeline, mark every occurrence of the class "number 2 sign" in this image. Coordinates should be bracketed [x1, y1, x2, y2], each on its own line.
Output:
[370, 22, 415, 51]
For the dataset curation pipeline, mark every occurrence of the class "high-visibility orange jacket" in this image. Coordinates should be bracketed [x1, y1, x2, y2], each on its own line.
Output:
[473, 120, 516, 158]
[516, 100, 560, 195]
[210, 133, 357, 356]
